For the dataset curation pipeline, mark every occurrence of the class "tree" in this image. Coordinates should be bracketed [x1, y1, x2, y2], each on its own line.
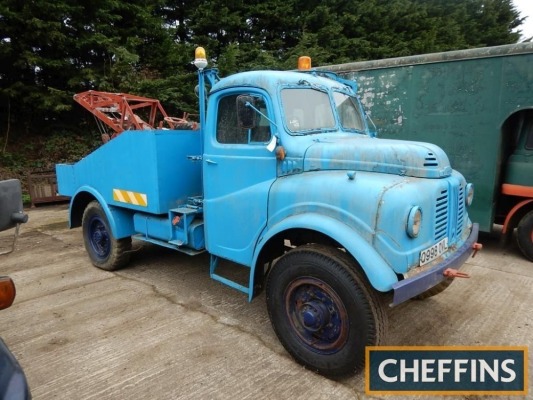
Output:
[0, 0, 80, 131]
[0, 0, 181, 136]
[0, 0, 526, 140]
[284, 0, 523, 65]
[420, 0, 523, 50]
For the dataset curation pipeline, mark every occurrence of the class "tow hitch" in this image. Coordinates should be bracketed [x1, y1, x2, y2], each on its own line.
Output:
[442, 242, 482, 279]
[471, 242, 483, 258]
[443, 268, 470, 278]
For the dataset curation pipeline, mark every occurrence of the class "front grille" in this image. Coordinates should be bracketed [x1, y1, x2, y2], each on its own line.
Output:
[434, 189, 448, 241]
[456, 185, 465, 238]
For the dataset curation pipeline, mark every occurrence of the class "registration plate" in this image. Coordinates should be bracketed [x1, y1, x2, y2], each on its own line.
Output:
[420, 237, 448, 266]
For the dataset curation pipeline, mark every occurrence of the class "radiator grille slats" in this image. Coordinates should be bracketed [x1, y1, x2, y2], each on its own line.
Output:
[434, 190, 448, 241]
[433, 183, 466, 242]
[456, 185, 465, 238]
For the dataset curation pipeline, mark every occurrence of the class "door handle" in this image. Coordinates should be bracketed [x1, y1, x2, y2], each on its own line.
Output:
[205, 159, 217, 165]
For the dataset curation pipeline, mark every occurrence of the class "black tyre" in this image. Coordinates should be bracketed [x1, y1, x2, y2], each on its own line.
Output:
[414, 278, 453, 300]
[517, 210, 533, 262]
[266, 244, 387, 377]
[82, 201, 132, 271]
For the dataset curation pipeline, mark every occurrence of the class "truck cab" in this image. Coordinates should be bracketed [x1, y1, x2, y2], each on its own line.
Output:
[56, 49, 479, 377]
[500, 109, 533, 260]
[202, 63, 477, 296]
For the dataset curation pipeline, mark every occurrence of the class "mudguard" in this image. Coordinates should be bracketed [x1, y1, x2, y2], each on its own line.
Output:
[69, 186, 135, 239]
[249, 213, 399, 301]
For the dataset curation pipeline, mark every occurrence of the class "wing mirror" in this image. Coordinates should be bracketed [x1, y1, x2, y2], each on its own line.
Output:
[0, 179, 28, 255]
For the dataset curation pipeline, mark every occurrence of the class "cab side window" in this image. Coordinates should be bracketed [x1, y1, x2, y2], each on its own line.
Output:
[216, 94, 271, 144]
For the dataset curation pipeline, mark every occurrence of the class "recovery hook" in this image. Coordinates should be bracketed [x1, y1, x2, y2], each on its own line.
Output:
[443, 268, 470, 278]
[471, 242, 483, 258]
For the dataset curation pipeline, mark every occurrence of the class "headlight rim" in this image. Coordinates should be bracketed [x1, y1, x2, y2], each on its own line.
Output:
[465, 183, 474, 207]
[407, 206, 422, 238]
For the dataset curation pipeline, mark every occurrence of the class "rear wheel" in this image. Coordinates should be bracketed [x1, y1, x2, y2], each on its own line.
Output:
[266, 244, 387, 377]
[82, 201, 131, 270]
[517, 210, 533, 262]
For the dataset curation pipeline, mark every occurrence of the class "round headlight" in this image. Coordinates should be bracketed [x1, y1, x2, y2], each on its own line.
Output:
[465, 183, 474, 207]
[407, 206, 422, 238]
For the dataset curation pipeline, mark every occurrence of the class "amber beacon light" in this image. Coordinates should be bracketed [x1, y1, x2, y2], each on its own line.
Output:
[298, 56, 312, 70]
[194, 47, 208, 70]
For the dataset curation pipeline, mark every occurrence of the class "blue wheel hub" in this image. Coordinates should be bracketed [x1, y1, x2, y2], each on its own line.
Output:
[285, 277, 348, 354]
[301, 301, 330, 331]
[88, 216, 110, 260]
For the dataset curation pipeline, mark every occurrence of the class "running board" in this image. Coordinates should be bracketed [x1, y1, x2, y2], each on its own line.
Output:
[210, 255, 250, 295]
[132, 234, 205, 256]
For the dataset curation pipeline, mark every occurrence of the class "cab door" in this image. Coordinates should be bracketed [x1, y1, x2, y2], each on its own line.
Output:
[203, 91, 276, 266]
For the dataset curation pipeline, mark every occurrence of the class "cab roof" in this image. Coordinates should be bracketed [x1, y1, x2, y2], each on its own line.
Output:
[210, 69, 352, 95]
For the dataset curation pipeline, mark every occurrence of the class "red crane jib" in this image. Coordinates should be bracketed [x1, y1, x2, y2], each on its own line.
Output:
[73, 90, 197, 142]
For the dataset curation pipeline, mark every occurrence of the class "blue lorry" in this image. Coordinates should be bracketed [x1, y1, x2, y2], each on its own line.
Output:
[56, 48, 479, 377]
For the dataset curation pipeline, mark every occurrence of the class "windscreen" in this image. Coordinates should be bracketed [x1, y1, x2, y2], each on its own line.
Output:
[281, 88, 336, 134]
[333, 91, 365, 132]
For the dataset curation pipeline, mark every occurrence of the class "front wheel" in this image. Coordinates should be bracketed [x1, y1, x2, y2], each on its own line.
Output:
[517, 210, 533, 262]
[82, 201, 132, 271]
[266, 244, 387, 377]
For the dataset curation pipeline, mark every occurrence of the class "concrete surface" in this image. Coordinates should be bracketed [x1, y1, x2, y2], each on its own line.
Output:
[0, 204, 532, 399]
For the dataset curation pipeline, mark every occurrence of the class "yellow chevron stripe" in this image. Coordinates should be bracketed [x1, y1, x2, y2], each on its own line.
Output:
[113, 189, 147, 207]
[113, 189, 125, 203]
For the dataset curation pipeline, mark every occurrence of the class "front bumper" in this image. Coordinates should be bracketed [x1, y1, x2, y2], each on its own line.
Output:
[391, 223, 479, 306]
